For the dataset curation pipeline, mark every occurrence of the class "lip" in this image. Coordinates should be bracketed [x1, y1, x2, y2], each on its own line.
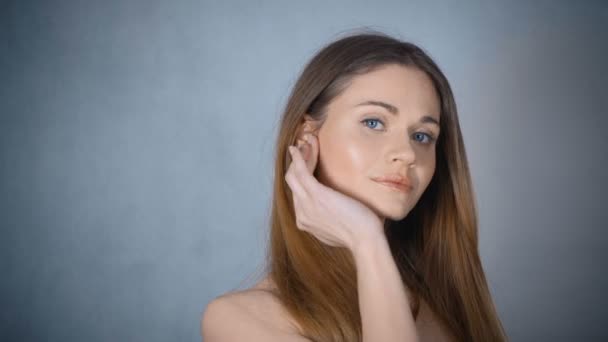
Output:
[371, 175, 412, 193]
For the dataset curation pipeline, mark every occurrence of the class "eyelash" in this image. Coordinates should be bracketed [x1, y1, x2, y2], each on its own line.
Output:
[361, 118, 437, 144]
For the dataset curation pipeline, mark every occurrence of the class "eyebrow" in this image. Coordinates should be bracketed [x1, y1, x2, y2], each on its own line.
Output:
[355, 100, 440, 127]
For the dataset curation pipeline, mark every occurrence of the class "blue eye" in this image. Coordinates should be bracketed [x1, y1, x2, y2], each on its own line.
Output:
[361, 118, 384, 130]
[414, 132, 436, 144]
[362, 118, 437, 145]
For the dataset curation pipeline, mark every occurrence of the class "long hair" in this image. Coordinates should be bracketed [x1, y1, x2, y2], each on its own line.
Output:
[261, 30, 507, 342]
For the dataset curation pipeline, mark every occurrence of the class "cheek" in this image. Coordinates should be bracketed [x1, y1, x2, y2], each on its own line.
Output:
[319, 135, 376, 187]
[343, 140, 375, 171]
[414, 159, 437, 191]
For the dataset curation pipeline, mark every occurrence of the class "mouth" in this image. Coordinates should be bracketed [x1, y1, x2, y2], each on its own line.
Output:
[373, 180, 412, 193]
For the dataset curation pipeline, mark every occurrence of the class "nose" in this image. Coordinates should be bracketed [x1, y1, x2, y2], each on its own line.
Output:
[387, 135, 416, 166]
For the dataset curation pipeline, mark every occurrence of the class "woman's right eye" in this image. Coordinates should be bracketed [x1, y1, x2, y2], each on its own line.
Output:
[361, 118, 385, 130]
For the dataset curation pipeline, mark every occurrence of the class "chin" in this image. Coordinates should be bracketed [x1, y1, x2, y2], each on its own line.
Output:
[355, 191, 413, 223]
[374, 204, 411, 222]
[385, 211, 410, 222]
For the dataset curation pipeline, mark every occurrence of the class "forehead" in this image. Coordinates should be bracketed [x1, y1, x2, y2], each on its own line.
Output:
[332, 64, 441, 116]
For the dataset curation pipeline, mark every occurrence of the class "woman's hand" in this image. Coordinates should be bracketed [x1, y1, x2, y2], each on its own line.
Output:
[284, 133, 385, 252]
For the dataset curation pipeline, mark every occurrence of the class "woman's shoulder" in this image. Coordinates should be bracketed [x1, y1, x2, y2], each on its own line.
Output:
[415, 298, 455, 342]
[201, 277, 309, 341]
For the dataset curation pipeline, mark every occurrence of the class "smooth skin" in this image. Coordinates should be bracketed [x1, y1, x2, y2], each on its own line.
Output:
[201, 64, 452, 341]
[307, 63, 441, 225]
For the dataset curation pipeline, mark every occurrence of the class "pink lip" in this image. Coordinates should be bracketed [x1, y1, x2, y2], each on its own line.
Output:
[371, 175, 412, 193]
[374, 180, 412, 193]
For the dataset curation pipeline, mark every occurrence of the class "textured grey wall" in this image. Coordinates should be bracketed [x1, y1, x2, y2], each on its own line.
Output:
[1, 1, 606, 341]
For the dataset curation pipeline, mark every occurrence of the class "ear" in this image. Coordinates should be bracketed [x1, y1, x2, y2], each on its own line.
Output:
[297, 114, 320, 140]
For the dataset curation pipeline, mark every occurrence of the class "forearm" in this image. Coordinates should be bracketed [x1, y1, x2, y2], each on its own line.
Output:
[352, 235, 419, 342]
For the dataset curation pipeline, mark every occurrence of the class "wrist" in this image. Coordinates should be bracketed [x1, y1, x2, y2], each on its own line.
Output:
[350, 230, 389, 260]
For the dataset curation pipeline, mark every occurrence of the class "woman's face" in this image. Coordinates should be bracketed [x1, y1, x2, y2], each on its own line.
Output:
[307, 64, 441, 223]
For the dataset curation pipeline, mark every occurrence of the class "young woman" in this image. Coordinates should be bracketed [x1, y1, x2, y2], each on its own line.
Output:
[202, 31, 508, 342]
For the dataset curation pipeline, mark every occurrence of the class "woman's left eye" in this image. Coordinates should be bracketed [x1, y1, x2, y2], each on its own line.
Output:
[413, 132, 436, 144]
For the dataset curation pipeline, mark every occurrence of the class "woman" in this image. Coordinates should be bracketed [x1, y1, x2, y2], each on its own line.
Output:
[202, 31, 508, 342]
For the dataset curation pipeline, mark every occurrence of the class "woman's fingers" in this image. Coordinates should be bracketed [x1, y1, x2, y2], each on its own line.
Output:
[292, 144, 320, 195]
[286, 146, 314, 233]
[285, 147, 308, 199]
[290, 185, 307, 231]
[304, 134, 319, 173]
[296, 134, 319, 175]
[287, 145, 316, 193]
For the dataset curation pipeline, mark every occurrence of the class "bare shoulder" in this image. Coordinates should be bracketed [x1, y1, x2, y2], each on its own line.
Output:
[415, 298, 455, 342]
[201, 280, 309, 342]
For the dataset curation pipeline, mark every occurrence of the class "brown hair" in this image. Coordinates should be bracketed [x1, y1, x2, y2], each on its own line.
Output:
[256, 29, 507, 342]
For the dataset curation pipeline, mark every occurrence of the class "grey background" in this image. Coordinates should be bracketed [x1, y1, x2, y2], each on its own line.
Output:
[1, 1, 607, 341]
